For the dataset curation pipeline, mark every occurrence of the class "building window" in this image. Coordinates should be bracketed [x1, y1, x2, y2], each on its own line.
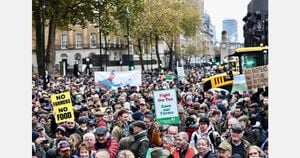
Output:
[76, 33, 82, 48]
[90, 33, 97, 48]
[61, 34, 67, 49]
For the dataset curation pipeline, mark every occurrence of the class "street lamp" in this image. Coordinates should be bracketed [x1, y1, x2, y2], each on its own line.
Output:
[41, 0, 47, 89]
[86, 57, 90, 75]
[125, 7, 131, 70]
[119, 58, 123, 71]
[98, 0, 103, 71]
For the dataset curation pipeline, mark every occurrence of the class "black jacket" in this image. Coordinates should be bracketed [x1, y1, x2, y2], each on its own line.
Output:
[192, 151, 217, 158]
[130, 131, 150, 158]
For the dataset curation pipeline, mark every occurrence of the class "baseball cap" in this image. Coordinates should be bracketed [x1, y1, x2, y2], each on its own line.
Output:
[199, 117, 210, 125]
[217, 141, 232, 153]
[57, 141, 70, 151]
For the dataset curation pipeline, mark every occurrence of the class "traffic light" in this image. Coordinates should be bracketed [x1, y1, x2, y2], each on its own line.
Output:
[129, 61, 135, 70]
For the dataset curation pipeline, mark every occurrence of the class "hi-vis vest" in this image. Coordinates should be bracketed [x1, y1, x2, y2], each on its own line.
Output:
[171, 146, 198, 158]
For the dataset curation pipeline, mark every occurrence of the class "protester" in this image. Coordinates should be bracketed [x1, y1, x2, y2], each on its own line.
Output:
[32, 67, 269, 158]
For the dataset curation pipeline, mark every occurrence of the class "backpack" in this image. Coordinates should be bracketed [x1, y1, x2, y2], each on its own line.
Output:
[193, 131, 222, 150]
[252, 126, 267, 146]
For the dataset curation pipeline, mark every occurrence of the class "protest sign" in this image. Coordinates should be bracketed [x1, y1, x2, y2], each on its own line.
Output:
[243, 65, 268, 89]
[153, 89, 179, 125]
[51, 92, 75, 123]
[176, 67, 186, 79]
[231, 74, 248, 94]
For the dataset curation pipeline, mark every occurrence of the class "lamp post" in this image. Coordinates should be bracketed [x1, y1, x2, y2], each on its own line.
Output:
[120, 58, 123, 71]
[86, 57, 90, 75]
[41, 0, 47, 89]
[98, 0, 103, 71]
[125, 7, 131, 70]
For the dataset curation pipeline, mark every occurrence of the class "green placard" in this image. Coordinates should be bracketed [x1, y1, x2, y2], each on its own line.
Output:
[157, 117, 180, 125]
[153, 89, 179, 125]
[165, 75, 173, 82]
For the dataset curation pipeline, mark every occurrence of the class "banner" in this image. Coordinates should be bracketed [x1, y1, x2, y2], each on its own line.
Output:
[51, 92, 75, 123]
[243, 65, 268, 89]
[94, 70, 142, 89]
[231, 74, 248, 94]
[153, 89, 180, 125]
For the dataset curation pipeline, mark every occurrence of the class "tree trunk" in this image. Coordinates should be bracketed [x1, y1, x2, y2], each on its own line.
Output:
[168, 39, 173, 71]
[138, 38, 144, 71]
[155, 35, 161, 69]
[33, 0, 44, 76]
[46, 17, 57, 75]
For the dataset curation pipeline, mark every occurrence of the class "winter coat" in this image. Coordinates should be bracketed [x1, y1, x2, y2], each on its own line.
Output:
[170, 145, 198, 158]
[111, 121, 129, 142]
[130, 131, 150, 158]
[119, 135, 135, 150]
[94, 136, 119, 158]
[192, 151, 217, 158]
[147, 124, 162, 147]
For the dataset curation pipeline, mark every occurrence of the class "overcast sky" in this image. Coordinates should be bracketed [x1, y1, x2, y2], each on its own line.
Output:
[204, 0, 251, 43]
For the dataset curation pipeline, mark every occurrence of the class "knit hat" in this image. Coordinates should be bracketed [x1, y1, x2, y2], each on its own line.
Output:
[32, 131, 40, 142]
[132, 111, 144, 121]
[97, 121, 107, 128]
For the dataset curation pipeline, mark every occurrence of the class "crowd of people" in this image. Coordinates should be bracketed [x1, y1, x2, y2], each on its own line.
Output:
[32, 68, 268, 158]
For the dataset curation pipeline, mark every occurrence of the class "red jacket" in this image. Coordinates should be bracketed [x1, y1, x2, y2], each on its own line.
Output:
[185, 127, 197, 142]
[95, 137, 119, 158]
[171, 146, 198, 158]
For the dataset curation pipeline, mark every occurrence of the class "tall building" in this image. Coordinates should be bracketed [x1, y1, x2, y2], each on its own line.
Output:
[211, 25, 217, 44]
[222, 19, 238, 42]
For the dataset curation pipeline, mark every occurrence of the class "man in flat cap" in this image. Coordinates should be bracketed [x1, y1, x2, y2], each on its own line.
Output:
[129, 121, 150, 158]
[223, 122, 251, 158]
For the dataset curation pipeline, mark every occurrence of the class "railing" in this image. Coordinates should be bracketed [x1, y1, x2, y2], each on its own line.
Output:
[32, 43, 126, 51]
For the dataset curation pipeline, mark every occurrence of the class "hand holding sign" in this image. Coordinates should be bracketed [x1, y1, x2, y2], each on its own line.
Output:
[51, 92, 75, 124]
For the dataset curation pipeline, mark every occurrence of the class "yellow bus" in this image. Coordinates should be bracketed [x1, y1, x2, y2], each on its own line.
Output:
[202, 45, 268, 92]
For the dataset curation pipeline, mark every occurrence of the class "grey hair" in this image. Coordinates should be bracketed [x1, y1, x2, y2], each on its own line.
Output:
[178, 132, 189, 142]
[162, 134, 175, 144]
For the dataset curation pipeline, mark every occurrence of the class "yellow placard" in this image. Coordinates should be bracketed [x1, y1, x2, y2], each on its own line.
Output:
[51, 92, 75, 123]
